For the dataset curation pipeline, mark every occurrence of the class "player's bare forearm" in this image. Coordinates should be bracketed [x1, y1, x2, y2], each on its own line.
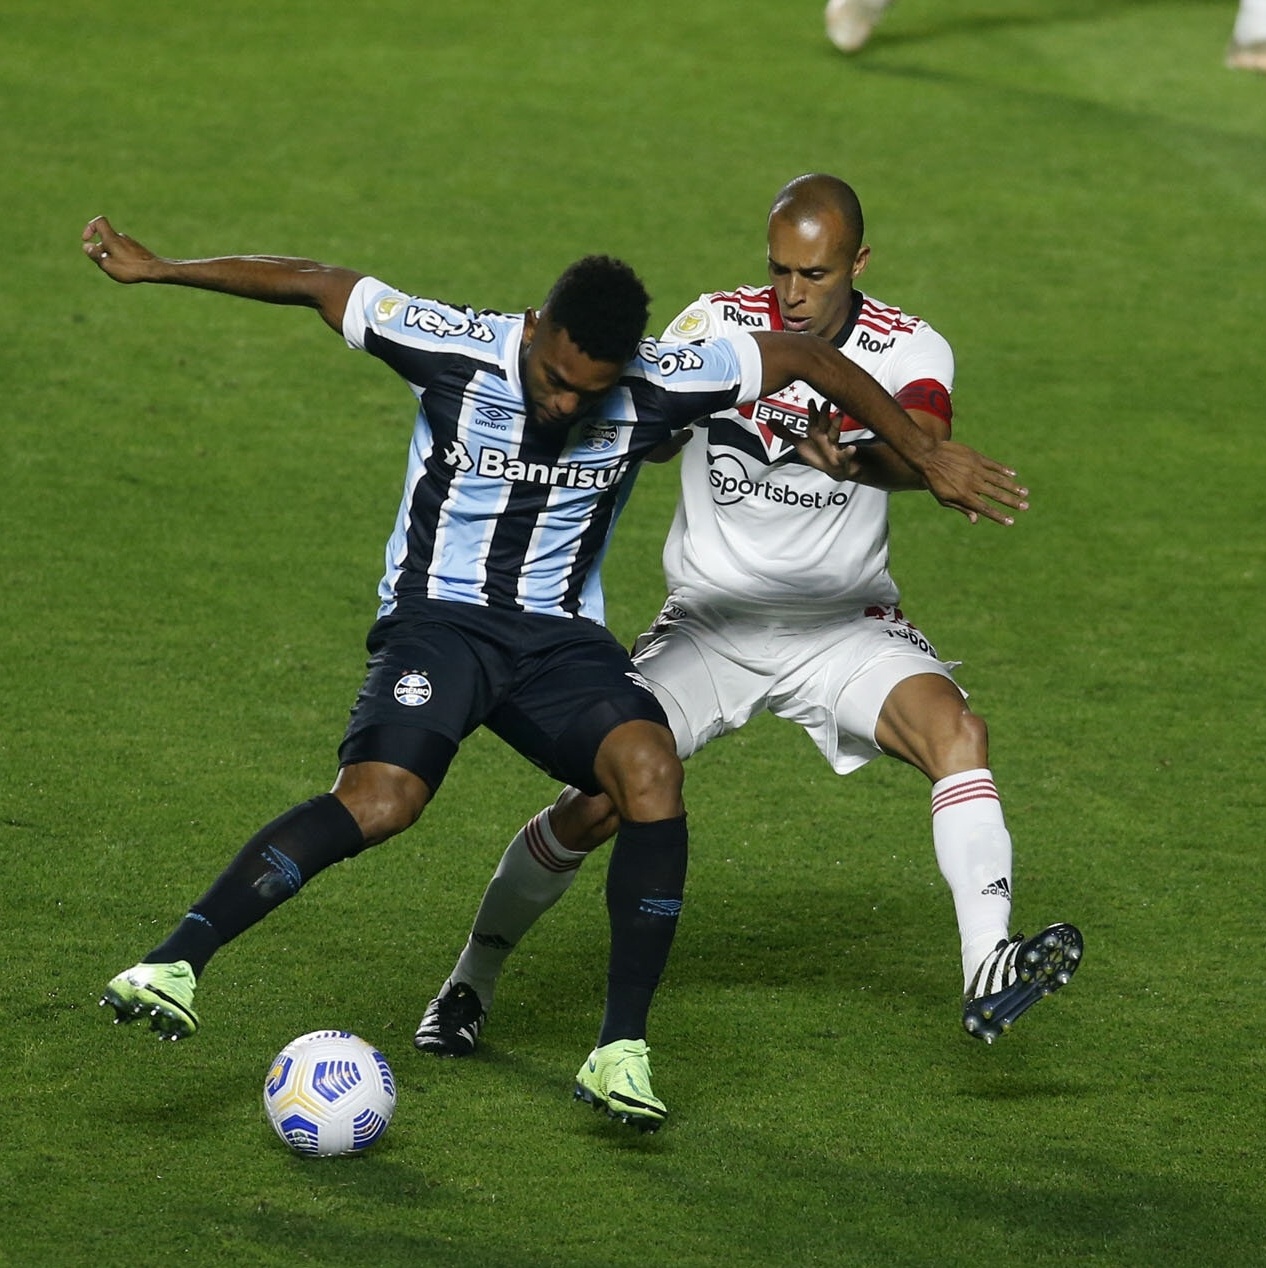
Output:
[848, 408, 950, 491]
[848, 442, 924, 490]
[753, 331, 1028, 525]
[81, 216, 361, 331]
[752, 331, 935, 468]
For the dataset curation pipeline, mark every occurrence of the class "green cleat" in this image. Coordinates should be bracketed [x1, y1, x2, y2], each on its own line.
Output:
[573, 1039, 667, 1133]
[100, 960, 200, 1041]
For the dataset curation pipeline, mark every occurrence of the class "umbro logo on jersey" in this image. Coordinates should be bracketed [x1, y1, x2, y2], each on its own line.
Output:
[476, 405, 513, 428]
[981, 877, 1012, 899]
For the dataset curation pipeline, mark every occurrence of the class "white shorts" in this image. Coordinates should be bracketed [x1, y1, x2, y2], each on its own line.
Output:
[631, 599, 963, 775]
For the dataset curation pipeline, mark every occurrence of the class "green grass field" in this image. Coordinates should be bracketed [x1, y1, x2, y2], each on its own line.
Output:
[3, 0, 1264, 1264]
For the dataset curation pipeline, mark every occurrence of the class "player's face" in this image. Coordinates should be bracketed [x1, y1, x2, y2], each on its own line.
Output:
[520, 311, 625, 431]
[767, 212, 869, 341]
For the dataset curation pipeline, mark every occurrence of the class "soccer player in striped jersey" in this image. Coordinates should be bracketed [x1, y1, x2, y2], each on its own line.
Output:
[83, 212, 1025, 1131]
[417, 176, 1082, 1092]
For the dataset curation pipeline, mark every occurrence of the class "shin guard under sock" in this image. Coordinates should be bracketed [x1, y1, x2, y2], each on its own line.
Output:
[144, 793, 365, 973]
[598, 814, 687, 1045]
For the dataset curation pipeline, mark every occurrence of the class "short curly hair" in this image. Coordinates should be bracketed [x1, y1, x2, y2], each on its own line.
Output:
[542, 255, 651, 365]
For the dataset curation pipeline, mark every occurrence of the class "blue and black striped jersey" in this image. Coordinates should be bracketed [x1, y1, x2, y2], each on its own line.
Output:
[343, 277, 761, 623]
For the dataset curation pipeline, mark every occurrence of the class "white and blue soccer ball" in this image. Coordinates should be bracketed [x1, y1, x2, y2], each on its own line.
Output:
[263, 1030, 396, 1157]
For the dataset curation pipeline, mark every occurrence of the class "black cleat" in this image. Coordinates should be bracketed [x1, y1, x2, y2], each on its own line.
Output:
[413, 982, 486, 1057]
[962, 923, 1083, 1043]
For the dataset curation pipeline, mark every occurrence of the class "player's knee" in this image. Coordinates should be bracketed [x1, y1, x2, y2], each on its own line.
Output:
[934, 709, 990, 779]
[551, 786, 620, 853]
[594, 722, 684, 822]
[332, 763, 430, 846]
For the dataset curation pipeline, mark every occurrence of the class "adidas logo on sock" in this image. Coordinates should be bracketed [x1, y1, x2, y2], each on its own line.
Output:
[472, 932, 514, 951]
[981, 877, 1012, 898]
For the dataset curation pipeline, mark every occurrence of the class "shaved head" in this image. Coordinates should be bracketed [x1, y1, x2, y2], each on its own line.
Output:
[768, 173, 865, 250]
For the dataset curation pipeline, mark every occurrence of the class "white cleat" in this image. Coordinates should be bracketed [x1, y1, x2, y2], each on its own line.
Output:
[825, 0, 895, 53]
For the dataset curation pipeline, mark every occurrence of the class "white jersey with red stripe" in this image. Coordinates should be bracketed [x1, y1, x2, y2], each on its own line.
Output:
[659, 284, 954, 619]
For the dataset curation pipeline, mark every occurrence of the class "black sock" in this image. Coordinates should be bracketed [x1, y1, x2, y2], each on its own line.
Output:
[143, 793, 364, 975]
[598, 814, 687, 1046]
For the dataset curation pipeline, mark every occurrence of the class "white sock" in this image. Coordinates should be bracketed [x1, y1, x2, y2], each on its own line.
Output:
[930, 769, 1013, 990]
[449, 808, 588, 1010]
[1234, 0, 1266, 44]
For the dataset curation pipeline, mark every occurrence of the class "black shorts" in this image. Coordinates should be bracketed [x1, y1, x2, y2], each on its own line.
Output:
[338, 598, 669, 796]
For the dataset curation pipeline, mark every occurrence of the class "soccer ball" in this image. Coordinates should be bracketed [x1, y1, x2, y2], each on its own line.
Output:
[263, 1030, 396, 1157]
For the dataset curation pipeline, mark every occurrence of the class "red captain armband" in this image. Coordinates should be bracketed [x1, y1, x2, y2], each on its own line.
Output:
[895, 378, 953, 430]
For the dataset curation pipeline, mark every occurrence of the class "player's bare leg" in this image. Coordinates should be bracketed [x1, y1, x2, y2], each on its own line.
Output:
[875, 674, 1082, 1040]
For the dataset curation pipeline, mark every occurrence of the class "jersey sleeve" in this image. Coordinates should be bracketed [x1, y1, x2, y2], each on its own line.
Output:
[630, 330, 763, 430]
[660, 294, 722, 344]
[723, 330, 764, 404]
[885, 322, 955, 397]
[341, 275, 396, 351]
[342, 276, 506, 390]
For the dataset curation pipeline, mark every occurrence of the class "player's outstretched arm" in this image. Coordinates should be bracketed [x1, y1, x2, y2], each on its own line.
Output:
[752, 330, 1028, 525]
[81, 216, 363, 332]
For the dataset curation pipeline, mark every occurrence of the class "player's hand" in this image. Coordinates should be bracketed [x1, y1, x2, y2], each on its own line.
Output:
[918, 440, 1029, 526]
[768, 400, 862, 481]
[81, 216, 161, 283]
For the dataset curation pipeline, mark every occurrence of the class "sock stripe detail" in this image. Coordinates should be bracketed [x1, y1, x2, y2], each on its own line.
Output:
[524, 811, 584, 874]
[931, 778, 1000, 816]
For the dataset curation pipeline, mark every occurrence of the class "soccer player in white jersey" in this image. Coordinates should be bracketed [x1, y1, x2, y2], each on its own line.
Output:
[83, 212, 1025, 1132]
[416, 176, 1082, 1101]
